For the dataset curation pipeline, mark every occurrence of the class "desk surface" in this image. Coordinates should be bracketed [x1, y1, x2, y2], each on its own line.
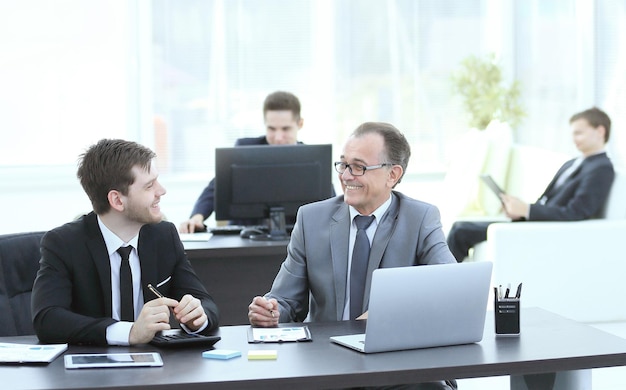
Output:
[4, 308, 626, 390]
[182, 234, 288, 259]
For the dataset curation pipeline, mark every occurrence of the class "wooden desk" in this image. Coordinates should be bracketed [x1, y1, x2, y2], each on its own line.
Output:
[3, 308, 626, 389]
[183, 235, 288, 326]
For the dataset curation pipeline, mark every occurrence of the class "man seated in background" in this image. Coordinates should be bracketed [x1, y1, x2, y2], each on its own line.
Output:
[447, 107, 615, 262]
[32, 139, 219, 345]
[179, 91, 305, 233]
[248, 122, 457, 390]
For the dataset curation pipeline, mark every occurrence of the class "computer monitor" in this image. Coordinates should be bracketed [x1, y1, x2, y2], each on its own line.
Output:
[214, 144, 334, 240]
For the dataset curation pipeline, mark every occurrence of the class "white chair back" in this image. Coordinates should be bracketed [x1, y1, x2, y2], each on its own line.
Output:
[602, 170, 626, 219]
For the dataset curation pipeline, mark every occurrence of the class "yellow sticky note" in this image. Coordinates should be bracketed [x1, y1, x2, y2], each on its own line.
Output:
[247, 350, 278, 360]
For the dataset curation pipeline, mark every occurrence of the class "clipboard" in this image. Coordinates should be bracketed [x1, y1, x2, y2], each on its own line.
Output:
[480, 174, 506, 198]
[247, 326, 312, 343]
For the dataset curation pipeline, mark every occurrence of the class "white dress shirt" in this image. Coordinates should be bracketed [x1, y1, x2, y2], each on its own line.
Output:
[97, 216, 142, 345]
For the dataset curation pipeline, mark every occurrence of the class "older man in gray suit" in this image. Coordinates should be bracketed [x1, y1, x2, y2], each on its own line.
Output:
[248, 122, 457, 390]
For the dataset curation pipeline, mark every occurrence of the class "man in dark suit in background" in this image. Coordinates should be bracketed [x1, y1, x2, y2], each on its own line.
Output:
[32, 139, 219, 345]
[179, 91, 304, 233]
[447, 107, 615, 262]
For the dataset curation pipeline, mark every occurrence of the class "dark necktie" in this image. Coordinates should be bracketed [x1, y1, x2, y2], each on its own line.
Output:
[350, 215, 376, 319]
[117, 245, 134, 322]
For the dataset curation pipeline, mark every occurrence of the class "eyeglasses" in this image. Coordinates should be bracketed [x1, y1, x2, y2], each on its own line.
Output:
[334, 162, 392, 176]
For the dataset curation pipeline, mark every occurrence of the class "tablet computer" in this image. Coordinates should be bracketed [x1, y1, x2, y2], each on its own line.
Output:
[64, 352, 163, 369]
[480, 174, 506, 198]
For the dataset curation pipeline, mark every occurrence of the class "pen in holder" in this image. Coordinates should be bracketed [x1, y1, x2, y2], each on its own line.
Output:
[494, 283, 521, 336]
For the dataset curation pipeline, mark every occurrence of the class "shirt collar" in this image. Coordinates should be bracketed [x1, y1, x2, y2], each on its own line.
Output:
[582, 149, 605, 159]
[349, 194, 393, 223]
[97, 215, 140, 256]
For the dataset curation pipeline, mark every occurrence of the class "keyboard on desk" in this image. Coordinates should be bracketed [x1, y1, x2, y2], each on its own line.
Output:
[209, 225, 267, 235]
[149, 329, 221, 348]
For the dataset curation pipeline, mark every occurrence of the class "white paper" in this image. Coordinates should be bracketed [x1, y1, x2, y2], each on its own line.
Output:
[0, 342, 68, 363]
[178, 232, 212, 241]
[251, 327, 309, 342]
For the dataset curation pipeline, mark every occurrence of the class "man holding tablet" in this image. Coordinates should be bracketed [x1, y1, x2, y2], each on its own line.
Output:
[447, 107, 615, 262]
[32, 139, 219, 346]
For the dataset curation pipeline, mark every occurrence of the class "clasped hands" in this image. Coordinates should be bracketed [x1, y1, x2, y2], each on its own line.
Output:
[129, 294, 207, 344]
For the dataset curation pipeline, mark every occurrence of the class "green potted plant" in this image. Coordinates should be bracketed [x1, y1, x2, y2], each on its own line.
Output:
[442, 54, 526, 219]
[451, 53, 525, 130]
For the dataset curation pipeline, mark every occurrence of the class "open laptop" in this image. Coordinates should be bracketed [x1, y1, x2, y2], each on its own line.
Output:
[330, 261, 493, 353]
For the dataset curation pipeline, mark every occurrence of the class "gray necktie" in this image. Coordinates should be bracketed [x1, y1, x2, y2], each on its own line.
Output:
[350, 215, 376, 319]
[117, 245, 134, 322]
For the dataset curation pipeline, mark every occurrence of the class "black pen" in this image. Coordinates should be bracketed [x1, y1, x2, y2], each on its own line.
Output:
[504, 283, 510, 299]
[515, 283, 523, 299]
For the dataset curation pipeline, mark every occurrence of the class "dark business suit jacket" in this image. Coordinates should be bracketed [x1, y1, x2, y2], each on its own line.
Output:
[31, 212, 219, 345]
[528, 152, 614, 220]
[267, 191, 456, 323]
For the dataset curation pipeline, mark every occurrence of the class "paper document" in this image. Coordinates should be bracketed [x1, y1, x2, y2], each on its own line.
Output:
[248, 326, 312, 343]
[0, 342, 68, 364]
[178, 232, 212, 242]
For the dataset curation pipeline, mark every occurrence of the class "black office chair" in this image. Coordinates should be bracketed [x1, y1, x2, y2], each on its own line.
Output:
[0, 231, 45, 336]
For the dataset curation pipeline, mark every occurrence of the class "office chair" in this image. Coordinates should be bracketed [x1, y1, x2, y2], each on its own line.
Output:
[0, 231, 45, 336]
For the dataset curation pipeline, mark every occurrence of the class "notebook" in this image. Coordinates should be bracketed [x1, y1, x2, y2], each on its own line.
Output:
[330, 261, 493, 353]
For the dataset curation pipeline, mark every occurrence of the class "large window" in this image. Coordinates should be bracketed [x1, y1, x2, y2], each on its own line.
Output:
[596, 0, 626, 165]
[150, 0, 486, 177]
[0, 0, 624, 234]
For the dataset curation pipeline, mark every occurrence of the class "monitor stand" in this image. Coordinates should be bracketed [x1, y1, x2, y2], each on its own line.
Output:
[250, 207, 290, 241]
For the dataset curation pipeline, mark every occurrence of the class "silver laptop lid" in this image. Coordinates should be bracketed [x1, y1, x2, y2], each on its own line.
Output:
[363, 261, 493, 353]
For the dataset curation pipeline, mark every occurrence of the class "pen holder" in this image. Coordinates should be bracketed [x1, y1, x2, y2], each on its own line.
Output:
[494, 298, 520, 336]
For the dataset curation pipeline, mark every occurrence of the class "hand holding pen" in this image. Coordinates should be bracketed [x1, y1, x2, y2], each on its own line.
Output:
[147, 283, 208, 332]
[248, 296, 279, 327]
[128, 285, 178, 344]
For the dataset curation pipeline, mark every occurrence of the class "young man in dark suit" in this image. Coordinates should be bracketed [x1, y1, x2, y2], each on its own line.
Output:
[32, 139, 219, 345]
[179, 90, 304, 233]
[447, 107, 615, 262]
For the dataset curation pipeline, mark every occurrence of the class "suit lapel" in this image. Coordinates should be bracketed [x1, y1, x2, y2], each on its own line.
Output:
[330, 204, 350, 320]
[137, 226, 157, 303]
[84, 213, 114, 317]
[542, 159, 573, 196]
[546, 155, 593, 199]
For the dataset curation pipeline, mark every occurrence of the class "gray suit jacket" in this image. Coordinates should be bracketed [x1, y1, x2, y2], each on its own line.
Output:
[267, 191, 456, 323]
